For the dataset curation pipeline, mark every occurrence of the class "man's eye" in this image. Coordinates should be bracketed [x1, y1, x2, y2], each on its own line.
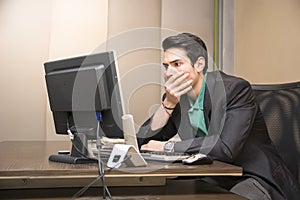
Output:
[163, 64, 168, 70]
[173, 62, 181, 67]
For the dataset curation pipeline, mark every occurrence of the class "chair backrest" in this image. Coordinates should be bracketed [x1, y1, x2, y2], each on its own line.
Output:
[252, 81, 300, 182]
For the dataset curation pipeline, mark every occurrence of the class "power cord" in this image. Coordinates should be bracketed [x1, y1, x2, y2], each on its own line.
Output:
[96, 131, 111, 200]
[72, 112, 131, 199]
[71, 152, 132, 199]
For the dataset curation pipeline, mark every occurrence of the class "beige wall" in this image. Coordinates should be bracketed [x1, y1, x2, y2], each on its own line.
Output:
[0, 0, 300, 141]
[4, 0, 299, 141]
[0, 0, 214, 141]
[1, 0, 299, 142]
[106, 0, 214, 125]
[45, 0, 108, 140]
[106, 0, 162, 126]
[0, 0, 51, 141]
[235, 0, 300, 84]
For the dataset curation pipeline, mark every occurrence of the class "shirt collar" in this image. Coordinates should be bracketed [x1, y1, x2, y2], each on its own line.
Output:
[188, 73, 207, 111]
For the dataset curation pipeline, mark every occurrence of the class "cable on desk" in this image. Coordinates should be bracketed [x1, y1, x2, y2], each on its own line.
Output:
[71, 175, 102, 199]
[72, 113, 132, 200]
[71, 155, 132, 200]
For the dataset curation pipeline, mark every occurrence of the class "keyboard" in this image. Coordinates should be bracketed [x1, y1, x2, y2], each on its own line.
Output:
[140, 150, 189, 162]
[93, 148, 190, 163]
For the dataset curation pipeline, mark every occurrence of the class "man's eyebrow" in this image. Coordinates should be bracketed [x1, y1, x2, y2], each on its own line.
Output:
[162, 62, 168, 67]
[162, 59, 181, 66]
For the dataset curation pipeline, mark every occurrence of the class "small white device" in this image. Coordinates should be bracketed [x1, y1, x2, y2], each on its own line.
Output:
[107, 144, 147, 168]
[122, 114, 139, 150]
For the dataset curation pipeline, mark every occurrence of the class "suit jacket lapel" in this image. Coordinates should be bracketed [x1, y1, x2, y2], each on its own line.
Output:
[199, 71, 227, 153]
[177, 95, 196, 140]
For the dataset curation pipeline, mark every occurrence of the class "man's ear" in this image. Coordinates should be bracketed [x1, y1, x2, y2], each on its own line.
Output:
[194, 57, 205, 72]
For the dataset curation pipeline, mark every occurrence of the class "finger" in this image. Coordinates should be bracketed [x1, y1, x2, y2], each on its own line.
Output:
[170, 76, 193, 97]
[167, 73, 189, 91]
[174, 85, 193, 97]
[165, 71, 184, 86]
[172, 79, 193, 94]
[164, 90, 180, 105]
[140, 144, 148, 150]
[141, 145, 156, 151]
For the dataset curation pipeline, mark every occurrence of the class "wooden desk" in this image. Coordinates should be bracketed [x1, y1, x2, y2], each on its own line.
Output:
[0, 141, 245, 199]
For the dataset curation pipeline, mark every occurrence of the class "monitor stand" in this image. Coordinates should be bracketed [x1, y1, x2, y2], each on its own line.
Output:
[49, 132, 98, 164]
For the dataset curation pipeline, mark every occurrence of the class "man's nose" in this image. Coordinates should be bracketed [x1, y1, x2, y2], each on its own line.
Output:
[165, 66, 177, 76]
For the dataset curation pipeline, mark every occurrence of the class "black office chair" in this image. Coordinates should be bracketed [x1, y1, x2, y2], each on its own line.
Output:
[251, 81, 300, 182]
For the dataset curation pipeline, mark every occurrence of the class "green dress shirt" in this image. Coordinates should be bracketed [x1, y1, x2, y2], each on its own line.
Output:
[188, 74, 208, 137]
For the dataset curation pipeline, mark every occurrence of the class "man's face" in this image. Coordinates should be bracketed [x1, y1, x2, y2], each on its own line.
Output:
[162, 48, 199, 86]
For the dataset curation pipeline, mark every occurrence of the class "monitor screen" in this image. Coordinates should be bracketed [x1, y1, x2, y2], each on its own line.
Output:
[44, 51, 125, 164]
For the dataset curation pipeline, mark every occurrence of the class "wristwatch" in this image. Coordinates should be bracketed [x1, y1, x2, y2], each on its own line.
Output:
[164, 141, 175, 152]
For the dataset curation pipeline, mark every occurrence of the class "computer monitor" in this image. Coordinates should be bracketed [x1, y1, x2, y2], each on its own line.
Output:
[44, 51, 125, 164]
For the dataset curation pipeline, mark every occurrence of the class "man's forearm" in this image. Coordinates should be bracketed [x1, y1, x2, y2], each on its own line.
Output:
[150, 99, 176, 131]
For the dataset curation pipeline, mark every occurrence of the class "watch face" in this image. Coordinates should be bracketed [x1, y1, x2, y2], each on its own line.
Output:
[164, 141, 174, 151]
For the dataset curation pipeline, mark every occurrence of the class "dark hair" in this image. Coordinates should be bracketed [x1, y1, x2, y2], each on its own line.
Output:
[162, 33, 208, 73]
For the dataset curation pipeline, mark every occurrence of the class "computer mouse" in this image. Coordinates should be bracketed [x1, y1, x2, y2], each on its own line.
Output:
[182, 153, 213, 165]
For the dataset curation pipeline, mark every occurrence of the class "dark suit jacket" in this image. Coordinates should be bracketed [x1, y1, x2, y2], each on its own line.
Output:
[137, 71, 300, 200]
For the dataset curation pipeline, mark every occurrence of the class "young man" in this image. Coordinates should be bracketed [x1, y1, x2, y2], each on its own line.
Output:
[137, 33, 300, 199]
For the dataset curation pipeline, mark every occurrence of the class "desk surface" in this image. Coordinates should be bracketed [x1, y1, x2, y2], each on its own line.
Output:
[0, 141, 242, 178]
[0, 141, 245, 199]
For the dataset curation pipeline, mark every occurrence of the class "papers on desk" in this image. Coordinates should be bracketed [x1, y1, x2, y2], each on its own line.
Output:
[101, 136, 125, 145]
